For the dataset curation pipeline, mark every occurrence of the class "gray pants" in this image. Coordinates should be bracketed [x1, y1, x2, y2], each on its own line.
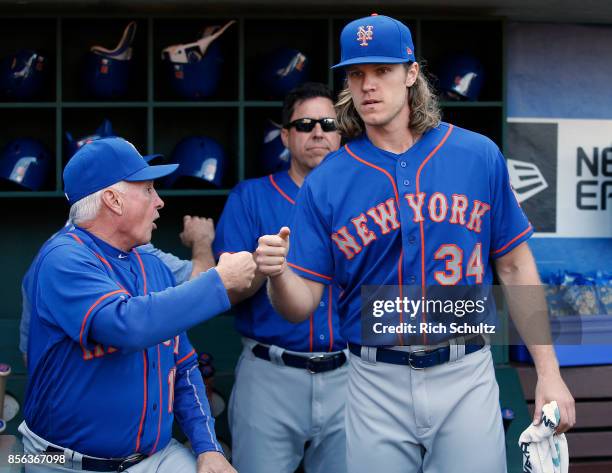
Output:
[19, 422, 196, 472]
[229, 340, 348, 473]
[346, 344, 507, 473]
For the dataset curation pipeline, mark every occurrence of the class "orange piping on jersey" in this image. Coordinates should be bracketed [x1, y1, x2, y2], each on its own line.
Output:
[327, 285, 334, 352]
[79, 289, 128, 358]
[68, 232, 114, 272]
[150, 346, 163, 455]
[92, 253, 113, 271]
[131, 246, 150, 453]
[68, 232, 130, 293]
[415, 124, 454, 344]
[309, 314, 314, 352]
[135, 351, 148, 452]
[133, 248, 148, 295]
[491, 225, 533, 255]
[397, 250, 404, 346]
[345, 144, 406, 344]
[269, 174, 296, 205]
[345, 145, 400, 205]
[287, 262, 332, 281]
[67, 232, 84, 244]
[177, 348, 196, 365]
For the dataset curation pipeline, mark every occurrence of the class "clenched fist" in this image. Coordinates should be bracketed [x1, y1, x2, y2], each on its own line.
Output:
[216, 251, 256, 292]
[180, 215, 215, 248]
[255, 226, 290, 277]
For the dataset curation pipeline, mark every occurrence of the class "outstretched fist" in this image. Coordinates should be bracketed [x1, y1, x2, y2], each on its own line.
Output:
[216, 251, 256, 292]
[255, 226, 290, 277]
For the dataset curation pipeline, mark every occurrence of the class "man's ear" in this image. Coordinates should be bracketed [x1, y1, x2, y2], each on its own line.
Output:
[405, 62, 419, 88]
[101, 188, 123, 216]
[280, 127, 290, 149]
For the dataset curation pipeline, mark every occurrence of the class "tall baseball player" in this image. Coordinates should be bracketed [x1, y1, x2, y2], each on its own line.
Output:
[255, 14, 576, 473]
[213, 82, 346, 473]
[19, 215, 215, 367]
[21, 138, 254, 473]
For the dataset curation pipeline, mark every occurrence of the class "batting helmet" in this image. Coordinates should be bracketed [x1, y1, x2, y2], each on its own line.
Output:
[161, 21, 235, 100]
[259, 48, 310, 100]
[260, 119, 290, 175]
[437, 54, 484, 101]
[0, 138, 52, 191]
[164, 136, 226, 188]
[0, 49, 48, 100]
[65, 119, 116, 158]
[83, 21, 137, 99]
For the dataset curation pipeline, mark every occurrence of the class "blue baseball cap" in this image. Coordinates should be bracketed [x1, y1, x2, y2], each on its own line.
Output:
[63, 137, 178, 204]
[332, 14, 415, 69]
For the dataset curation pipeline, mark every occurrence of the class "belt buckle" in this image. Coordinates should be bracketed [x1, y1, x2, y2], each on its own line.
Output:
[117, 453, 146, 472]
[407, 349, 427, 370]
[306, 354, 327, 374]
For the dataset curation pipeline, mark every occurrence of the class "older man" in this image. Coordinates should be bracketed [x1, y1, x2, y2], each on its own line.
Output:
[20, 137, 254, 473]
[19, 214, 216, 367]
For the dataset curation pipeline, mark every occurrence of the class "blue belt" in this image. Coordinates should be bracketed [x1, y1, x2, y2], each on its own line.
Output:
[348, 335, 486, 369]
[252, 344, 347, 374]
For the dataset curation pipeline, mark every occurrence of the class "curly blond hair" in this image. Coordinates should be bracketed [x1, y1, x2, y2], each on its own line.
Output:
[335, 65, 441, 139]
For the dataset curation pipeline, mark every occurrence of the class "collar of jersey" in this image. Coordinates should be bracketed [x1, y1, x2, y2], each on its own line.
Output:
[76, 227, 132, 262]
[359, 124, 442, 163]
[274, 170, 300, 202]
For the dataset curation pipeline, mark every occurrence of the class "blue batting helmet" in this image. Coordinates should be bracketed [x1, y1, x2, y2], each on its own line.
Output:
[65, 119, 117, 158]
[161, 21, 235, 100]
[437, 54, 485, 101]
[0, 138, 52, 190]
[0, 50, 48, 100]
[260, 120, 290, 175]
[259, 48, 309, 100]
[164, 136, 226, 188]
[83, 21, 137, 99]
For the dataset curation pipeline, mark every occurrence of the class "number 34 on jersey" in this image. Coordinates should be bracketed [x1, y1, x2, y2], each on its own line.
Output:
[330, 192, 489, 286]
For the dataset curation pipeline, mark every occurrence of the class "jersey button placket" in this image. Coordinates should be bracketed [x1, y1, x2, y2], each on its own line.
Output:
[397, 161, 417, 287]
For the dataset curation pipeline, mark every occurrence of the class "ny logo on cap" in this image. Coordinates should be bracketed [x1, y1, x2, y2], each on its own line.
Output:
[357, 25, 374, 46]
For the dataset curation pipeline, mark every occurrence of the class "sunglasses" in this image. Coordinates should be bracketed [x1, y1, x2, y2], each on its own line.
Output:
[285, 117, 337, 133]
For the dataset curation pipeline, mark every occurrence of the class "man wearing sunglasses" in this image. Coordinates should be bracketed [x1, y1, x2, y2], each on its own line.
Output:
[212, 82, 346, 473]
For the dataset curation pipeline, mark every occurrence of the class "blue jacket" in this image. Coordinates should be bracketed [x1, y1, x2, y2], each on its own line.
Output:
[24, 227, 229, 458]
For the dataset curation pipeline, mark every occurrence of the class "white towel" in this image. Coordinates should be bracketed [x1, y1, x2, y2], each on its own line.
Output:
[518, 401, 569, 473]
